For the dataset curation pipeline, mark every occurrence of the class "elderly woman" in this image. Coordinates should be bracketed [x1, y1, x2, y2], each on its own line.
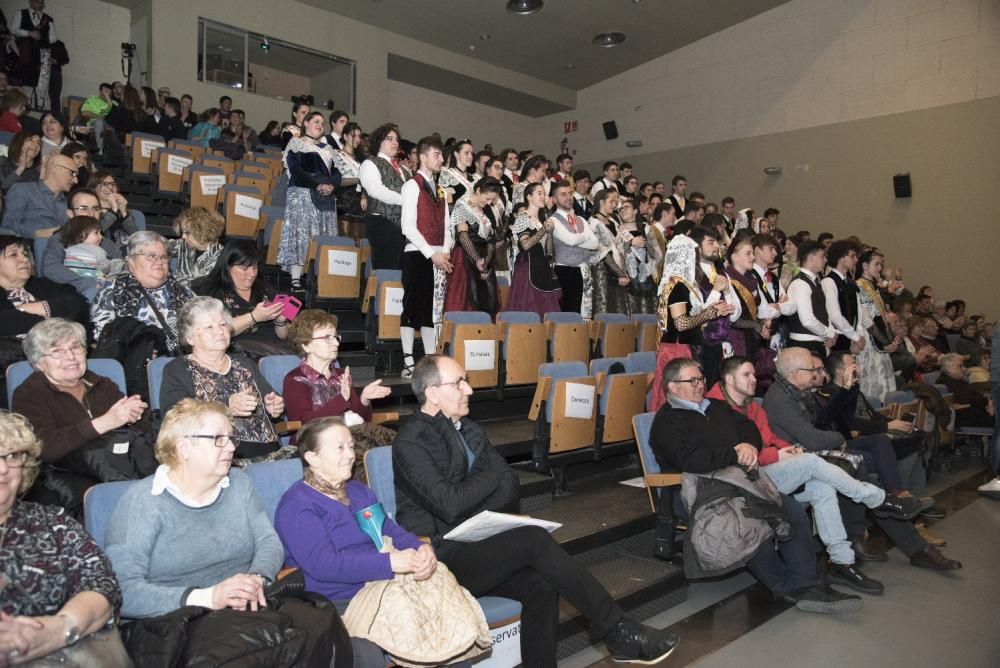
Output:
[104, 398, 282, 620]
[12, 318, 150, 508]
[0, 235, 89, 339]
[274, 417, 435, 667]
[939, 353, 995, 429]
[160, 297, 285, 460]
[0, 131, 41, 193]
[91, 231, 194, 354]
[195, 240, 291, 357]
[283, 310, 390, 431]
[167, 207, 224, 288]
[0, 410, 127, 667]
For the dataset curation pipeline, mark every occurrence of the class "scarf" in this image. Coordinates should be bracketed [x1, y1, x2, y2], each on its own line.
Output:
[656, 234, 704, 315]
[773, 374, 817, 425]
[304, 467, 348, 505]
[283, 136, 336, 173]
[295, 360, 344, 410]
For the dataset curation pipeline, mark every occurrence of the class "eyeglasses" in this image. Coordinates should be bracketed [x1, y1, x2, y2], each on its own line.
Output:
[54, 164, 79, 178]
[671, 376, 706, 386]
[72, 205, 105, 214]
[311, 334, 342, 344]
[44, 343, 86, 360]
[132, 253, 169, 264]
[432, 377, 471, 390]
[186, 434, 240, 448]
[98, 180, 119, 190]
[0, 451, 29, 468]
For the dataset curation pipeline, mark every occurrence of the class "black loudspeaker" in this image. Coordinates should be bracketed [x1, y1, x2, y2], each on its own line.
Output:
[602, 120, 619, 140]
[893, 173, 912, 198]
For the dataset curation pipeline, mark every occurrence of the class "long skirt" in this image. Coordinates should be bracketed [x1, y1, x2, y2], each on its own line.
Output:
[591, 263, 630, 317]
[443, 242, 498, 317]
[650, 342, 693, 412]
[507, 250, 561, 319]
[278, 186, 336, 271]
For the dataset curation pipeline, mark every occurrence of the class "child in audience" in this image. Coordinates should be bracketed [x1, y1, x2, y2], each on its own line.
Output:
[61, 217, 123, 282]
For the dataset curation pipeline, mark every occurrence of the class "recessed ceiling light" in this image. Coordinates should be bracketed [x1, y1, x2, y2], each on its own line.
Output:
[593, 32, 626, 48]
[479, 33, 491, 41]
[468, 45, 476, 51]
[564, 63, 576, 70]
[507, 0, 543, 16]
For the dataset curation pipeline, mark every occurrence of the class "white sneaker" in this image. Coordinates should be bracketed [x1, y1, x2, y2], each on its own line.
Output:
[977, 477, 1000, 497]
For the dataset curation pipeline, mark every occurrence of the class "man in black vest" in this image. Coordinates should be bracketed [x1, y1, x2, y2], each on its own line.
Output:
[786, 241, 836, 358]
[822, 240, 866, 354]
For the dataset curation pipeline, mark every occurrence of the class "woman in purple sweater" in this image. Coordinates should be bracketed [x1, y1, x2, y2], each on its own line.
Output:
[274, 416, 436, 665]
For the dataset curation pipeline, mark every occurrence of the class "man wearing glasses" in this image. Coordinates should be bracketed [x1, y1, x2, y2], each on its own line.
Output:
[1, 153, 78, 238]
[392, 355, 679, 665]
[651, 357, 863, 614]
[40, 188, 124, 293]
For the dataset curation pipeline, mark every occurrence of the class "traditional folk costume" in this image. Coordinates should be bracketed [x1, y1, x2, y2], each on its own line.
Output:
[443, 194, 499, 316]
[507, 211, 561, 318]
[588, 213, 630, 317]
[360, 152, 409, 270]
[550, 208, 599, 317]
[279, 137, 341, 282]
[857, 277, 898, 402]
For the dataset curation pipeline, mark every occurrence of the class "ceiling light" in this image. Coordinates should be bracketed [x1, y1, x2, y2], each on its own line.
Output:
[468, 45, 476, 51]
[479, 33, 491, 41]
[592, 32, 626, 48]
[507, 0, 543, 16]
[564, 63, 576, 70]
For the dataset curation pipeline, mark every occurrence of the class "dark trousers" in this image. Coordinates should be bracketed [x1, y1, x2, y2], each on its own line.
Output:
[743, 494, 819, 596]
[839, 495, 926, 557]
[788, 339, 828, 358]
[555, 265, 583, 314]
[846, 434, 905, 493]
[438, 526, 622, 668]
[991, 383, 1000, 473]
[364, 214, 404, 270]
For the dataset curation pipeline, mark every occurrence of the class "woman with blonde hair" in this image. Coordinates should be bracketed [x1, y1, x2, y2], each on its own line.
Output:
[167, 207, 225, 287]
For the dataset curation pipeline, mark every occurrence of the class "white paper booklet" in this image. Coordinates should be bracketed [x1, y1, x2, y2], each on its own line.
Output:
[443, 510, 562, 543]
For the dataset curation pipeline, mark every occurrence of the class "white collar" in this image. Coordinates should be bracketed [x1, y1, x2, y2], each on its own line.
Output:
[573, 191, 586, 200]
[377, 151, 394, 161]
[800, 268, 817, 279]
[151, 464, 229, 508]
[752, 263, 768, 278]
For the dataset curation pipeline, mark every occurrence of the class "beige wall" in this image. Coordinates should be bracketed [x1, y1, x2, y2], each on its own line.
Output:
[386, 80, 535, 150]
[0, 0, 131, 101]
[608, 96, 1000, 317]
[535, 0, 1000, 161]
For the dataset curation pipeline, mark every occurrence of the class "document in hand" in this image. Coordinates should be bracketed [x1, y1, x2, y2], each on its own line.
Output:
[443, 510, 562, 543]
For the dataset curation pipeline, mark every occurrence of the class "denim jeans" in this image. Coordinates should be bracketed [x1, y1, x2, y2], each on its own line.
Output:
[743, 494, 819, 596]
[765, 453, 884, 565]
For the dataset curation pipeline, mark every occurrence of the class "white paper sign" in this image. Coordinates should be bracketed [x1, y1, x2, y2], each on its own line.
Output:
[166, 154, 193, 175]
[112, 441, 130, 455]
[384, 287, 404, 316]
[140, 139, 165, 158]
[476, 621, 522, 668]
[199, 174, 226, 195]
[326, 249, 358, 277]
[443, 511, 561, 542]
[564, 382, 595, 419]
[234, 194, 262, 220]
[464, 339, 496, 371]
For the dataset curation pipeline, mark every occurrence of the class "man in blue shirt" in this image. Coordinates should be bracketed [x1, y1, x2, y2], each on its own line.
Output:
[2, 153, 77, 237]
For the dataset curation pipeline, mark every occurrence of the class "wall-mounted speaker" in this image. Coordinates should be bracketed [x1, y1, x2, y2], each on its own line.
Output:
[893, 173, 912, 198]
[602, 121, 618, 140]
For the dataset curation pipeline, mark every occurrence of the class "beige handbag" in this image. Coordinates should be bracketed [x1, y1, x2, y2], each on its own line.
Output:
[343, 538, 492, 667]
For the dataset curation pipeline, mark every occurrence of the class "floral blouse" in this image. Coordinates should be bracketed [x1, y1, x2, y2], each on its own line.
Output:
[0, 502, 122, 616]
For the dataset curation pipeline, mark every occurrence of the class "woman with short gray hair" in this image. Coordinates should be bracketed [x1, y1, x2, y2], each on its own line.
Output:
[160, 297, 286, 461]
[12, 318, 150, 512]
[91, 230, 194, 353]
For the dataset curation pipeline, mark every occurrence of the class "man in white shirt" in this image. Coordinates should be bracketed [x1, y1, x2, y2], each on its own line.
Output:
[359, 123, 408, 269]
[822, 240, 866, 355]
[589, 161, 619, 197]
[721, 196, 736, 234]
[325, 110, 349, 150]
[668, 175, 687, 219]
[571, 170, 593, 219]
[786, 241, 837, 358]
[399, 136, 451, 377]
[550, 181, 599, 314]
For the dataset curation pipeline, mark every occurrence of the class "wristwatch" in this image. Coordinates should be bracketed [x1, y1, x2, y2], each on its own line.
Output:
[59, 614, 81, 647]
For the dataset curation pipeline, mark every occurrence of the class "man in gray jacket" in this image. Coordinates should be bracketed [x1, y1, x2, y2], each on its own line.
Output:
[765, 347, 962, 571]
[42, 189, 123, 294]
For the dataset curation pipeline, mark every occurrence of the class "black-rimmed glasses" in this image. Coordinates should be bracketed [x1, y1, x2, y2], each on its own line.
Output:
[311, 334, 342, 344]
[186, 434, 240, 448]
[671, 376, 706, 386]
[432, 377, 471, 390]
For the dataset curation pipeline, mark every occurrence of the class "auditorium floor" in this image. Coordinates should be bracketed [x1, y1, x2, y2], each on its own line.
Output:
[561, 460, 1000, 668]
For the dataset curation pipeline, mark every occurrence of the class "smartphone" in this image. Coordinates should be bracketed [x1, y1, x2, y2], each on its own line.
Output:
[267, 294, 302, 321]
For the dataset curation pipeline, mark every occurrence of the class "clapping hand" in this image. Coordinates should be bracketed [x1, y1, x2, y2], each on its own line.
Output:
[360, 378, 391, 405]
[106, 395, 147, 428]
[712, 274, 730, 293]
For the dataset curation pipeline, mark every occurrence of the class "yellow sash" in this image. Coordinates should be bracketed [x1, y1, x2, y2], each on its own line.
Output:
[730, 279, 758, 321]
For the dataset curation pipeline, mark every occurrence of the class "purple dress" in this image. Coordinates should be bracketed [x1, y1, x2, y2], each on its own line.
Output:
[507, 211, 561, 318]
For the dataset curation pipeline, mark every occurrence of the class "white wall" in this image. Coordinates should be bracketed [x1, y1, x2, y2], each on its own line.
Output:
[0, 0, 131, 101]
[386, 80, 534, 149]
[535, 0, 1000, 162]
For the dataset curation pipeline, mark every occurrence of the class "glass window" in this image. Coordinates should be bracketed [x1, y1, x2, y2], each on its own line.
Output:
[197, 18, 355, 114]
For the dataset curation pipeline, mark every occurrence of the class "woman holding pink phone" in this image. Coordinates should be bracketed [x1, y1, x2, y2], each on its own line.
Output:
[195, 239, 294, 357]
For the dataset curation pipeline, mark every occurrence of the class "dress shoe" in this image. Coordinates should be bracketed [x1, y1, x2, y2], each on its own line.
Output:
[978, 476, 1000, 499]
[604, 617, 679, 664]
[910, 545, 962, 571]
[915, 522, 947, 547]
[784, 585, 863, 614]
[918, 505, 946, 520]
[872, 493, 931, 520]
[827, 562, 884, 595]
[852, 537, 888, 562]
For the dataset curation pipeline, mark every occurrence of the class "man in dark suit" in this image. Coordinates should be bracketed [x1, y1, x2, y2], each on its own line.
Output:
[572, 169, 593, 219]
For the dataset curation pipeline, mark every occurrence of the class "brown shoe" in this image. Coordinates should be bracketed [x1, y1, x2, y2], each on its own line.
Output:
[916, 522, 947, 547]
[910, 546, 962, 571]
[852, 536, 888, 563]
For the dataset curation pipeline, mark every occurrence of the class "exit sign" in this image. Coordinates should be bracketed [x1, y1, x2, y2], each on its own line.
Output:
[563, 120, 578, 134]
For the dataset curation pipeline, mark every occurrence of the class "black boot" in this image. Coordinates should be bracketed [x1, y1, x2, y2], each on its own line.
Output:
[827, 561, 884, 595]
[603, 617, 680, 664]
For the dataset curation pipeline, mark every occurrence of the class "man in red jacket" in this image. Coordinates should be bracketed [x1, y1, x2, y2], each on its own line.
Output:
[707, 356, 926, 594]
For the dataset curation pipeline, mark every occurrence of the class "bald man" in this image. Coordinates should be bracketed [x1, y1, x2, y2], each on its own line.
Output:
[2, 154, 79, 237]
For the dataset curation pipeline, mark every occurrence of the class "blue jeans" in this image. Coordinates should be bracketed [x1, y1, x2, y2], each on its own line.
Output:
[765, 453, 884, 565]
[743, 494, 819, 596]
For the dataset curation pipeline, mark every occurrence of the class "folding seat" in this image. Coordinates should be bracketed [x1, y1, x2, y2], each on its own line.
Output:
[220, 185, 264, 238]
[528, 361, 596, 489]
[543, 312, 590, 364]
[496, 311, 546, 388]
[590, 357, 648, 448]
[591, 312, 636, 359]
[438, 311, 498, 389]
[632, 313, 658, 353]
[632, 412, 683, 560]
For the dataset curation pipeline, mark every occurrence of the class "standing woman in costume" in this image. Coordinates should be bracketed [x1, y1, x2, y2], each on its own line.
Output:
[618, 198, 657, 314]
[443, 177, 502, 316]
[507, 182, 561, 318]
[279, 111, 341, 292]
[331, 121, 366, 238]
[512, 154, 549, 206]
[360, 123, 409, 270]
[588, 188, 631, 316]
[439, 139, 478, 203]
[725, 236, 771, 360]
[856, 249, 900, 402]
